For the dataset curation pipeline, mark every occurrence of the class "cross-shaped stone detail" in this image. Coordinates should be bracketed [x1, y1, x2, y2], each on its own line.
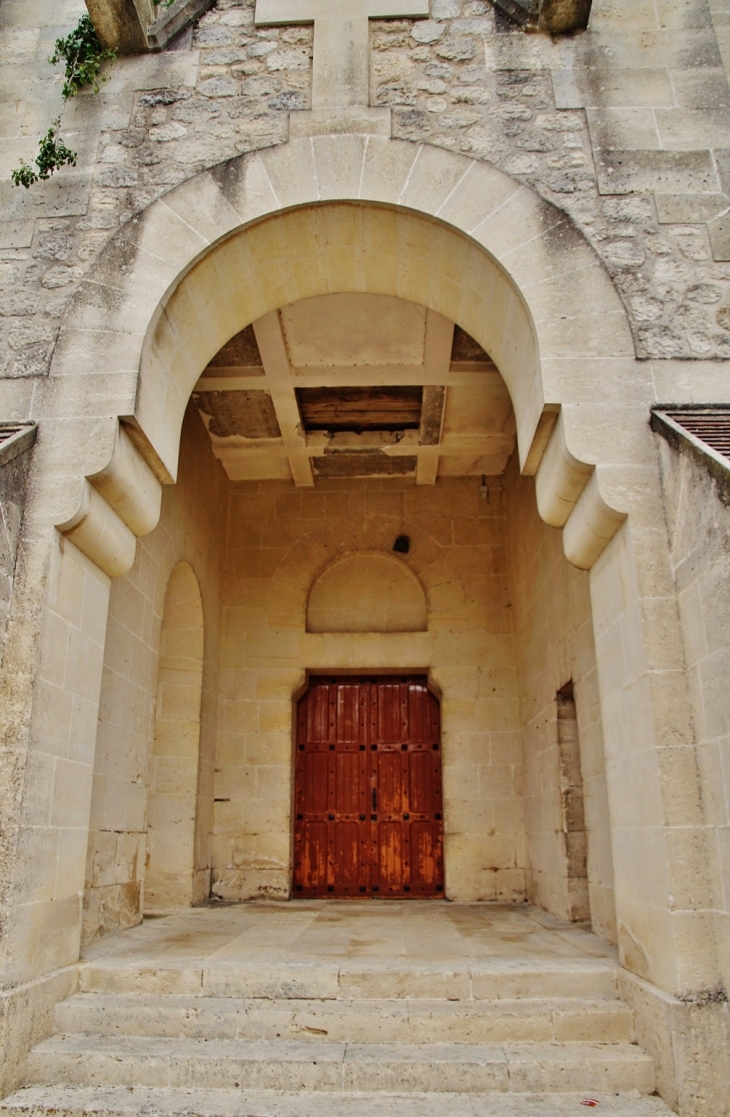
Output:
[255, 0, 430, 109]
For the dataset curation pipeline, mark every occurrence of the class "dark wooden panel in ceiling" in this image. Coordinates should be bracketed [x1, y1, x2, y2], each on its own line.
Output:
[192, 390, 281, 439]
[313, 453, 418, 477]
[297, 387, 423, 433]
[450, 327, 490, 364]
[201, 324, 264, 376]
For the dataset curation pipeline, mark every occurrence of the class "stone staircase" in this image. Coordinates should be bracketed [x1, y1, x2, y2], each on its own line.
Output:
[0, 942, 665, 1117]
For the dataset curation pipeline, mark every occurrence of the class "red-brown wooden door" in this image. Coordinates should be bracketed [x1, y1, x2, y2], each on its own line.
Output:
[293, 676, 444, 898]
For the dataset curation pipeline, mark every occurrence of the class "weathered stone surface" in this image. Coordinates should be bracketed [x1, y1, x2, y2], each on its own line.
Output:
[1, 4, 730, 1117]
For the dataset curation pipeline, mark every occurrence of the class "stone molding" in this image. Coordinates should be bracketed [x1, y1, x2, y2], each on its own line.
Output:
[50, 135, 636, 574]
[55, 422, 162, 577]
[536, 414, 627, 570]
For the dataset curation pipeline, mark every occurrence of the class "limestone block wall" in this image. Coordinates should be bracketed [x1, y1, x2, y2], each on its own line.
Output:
[505, 458, 616, 943]
[83, 407, 225, 943]
[5, 0, 730, 390]
[214, 475, 526, 904]
[2, 538, 110, 985]
[657, 436, 730, 996]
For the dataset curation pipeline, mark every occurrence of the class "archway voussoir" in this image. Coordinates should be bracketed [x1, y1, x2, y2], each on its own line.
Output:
[427, 272, 463, 326]
[533, 310, 635, 363]
[51, 327, 143, 382]
[224, 281, 269, 329]
[541, 358, 652, 406]
[360, 137, 421, 205]
[63, 279, 157, 338]
[361, 251, 398, 299]
[162, 270, 208, 341]
[258, 258, 311, 311]
[289, 253, 337, 303]
[399, 143, 475, 218]
[246, 211, 302, 266]
[437, 161, 524, 237]
[259, 139, 320, 210]
[470, 188, 566, 267]
[209, 153, 281, 228]
[326, 246, 367, 294]
[210, 239, 262, 307]
[394, 256, 431, 307]
[160, 171, 245, 250]
[315, 202, 364, 251]
[361, 204, 401, 256]
[124, 201, 209, 274]
[311, 134, 369, 201]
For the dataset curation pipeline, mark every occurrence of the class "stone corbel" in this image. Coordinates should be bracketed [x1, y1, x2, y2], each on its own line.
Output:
[85, 0, 215, 53]
[535, 412, 593, 527]
[494, 0, 592, 34]
[89, 423, 162, 537]
[562, 470, 627, 570]
[56, 423, 163, 578]
[532, 410, 626, 570]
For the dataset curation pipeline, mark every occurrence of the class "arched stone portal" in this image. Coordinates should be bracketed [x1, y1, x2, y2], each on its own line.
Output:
[3, 139, 712, 1094]
[50, 137, 635, 575]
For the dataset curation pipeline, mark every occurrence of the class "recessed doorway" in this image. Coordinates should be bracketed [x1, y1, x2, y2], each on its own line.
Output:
[293, 676, 444, 899]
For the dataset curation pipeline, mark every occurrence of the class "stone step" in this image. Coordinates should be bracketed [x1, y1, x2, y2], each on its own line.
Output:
[78, 958, 620, 1001]
[26, 1034, 655, 1094]
[0, 1085, 677, 1117]
[56, 992, 636, 1044]
[0, 1085, 676, 1117]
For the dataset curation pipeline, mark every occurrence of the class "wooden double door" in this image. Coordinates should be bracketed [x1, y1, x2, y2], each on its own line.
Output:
[293, 676, 444, 898]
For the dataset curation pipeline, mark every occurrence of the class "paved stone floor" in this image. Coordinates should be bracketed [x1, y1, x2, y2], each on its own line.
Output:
[84, 900, 619, 970]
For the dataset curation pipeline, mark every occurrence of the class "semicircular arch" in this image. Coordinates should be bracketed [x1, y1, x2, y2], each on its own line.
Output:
[52, 136, 636, 570]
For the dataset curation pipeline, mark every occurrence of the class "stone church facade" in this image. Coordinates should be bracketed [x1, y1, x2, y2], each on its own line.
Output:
[0, 0, 729, 1113]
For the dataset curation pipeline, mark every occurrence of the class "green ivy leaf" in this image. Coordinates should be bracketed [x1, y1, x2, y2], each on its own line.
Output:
[49, 14, 116, 100]
[11, 118, 76, 188]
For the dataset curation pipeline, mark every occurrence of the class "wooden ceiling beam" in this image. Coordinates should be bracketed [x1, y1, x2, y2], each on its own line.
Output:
[251, 312, 315, 488]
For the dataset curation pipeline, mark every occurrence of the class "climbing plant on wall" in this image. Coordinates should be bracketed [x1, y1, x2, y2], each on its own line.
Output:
[11, 15, 115, 188]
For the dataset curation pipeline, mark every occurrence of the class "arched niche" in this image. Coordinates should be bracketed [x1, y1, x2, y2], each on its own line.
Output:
[145, 560, 204, 911]
[307, 552, 428, 633]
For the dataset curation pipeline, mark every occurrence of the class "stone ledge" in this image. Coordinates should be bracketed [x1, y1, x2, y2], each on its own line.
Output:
[651, 406, 730, 506]
[0, 424, 37, 470]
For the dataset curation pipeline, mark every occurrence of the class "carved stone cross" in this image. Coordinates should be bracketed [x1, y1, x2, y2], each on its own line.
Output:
[255, 0, 429, 109]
